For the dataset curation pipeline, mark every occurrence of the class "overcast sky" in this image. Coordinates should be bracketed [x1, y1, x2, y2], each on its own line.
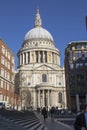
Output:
[0, 0, 87, 68]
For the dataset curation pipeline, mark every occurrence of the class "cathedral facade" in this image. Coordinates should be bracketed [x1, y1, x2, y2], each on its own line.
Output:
[16, 9, 67, 110]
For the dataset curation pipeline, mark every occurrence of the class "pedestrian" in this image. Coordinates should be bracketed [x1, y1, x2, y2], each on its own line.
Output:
[41, 107, 48, 123]
[37, 107, 40, 114]
[74, 104, 87, 130]
[50, 107, 55, 122]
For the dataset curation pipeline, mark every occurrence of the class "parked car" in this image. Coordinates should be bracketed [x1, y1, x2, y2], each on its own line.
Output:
[0, 102, 5, 109]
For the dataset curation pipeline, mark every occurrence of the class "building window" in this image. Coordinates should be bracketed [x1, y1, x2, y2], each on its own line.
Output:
[40, 51, 43, 62]
[75, 51, 82, 59]
[44, 51, 47, 62]
[76, 45, 82, 49]
[52, 52, 54, 63]
[84, 51, 87, 58]
[42, 74, 47, 82]
[5, 59, 7, 67]
[11, 75, 14, 82]
[59, 82, 61, 85]
[1, 56, 4, 65]
[7, 62, 10, 69]
[7, 72, 10, 80]
[36, 51, 38, 63]
[7, 83, 9, 90]
[28, 82, 31, 85]
[70, 63, 74, 69]
[7, 52, 10, 59]
[5, 50, 8, 57]
[4, 95, 7, 101]
[24, 53, 26, 63]
[7, 96, 9, 102]
[5, 70, 7, 78]
[4, 82, 6, 89]
[0, 94, 3, 101]
[1, 80, 3, 88]
[2, 46, 5, 54]
[1, 68, 4, 76]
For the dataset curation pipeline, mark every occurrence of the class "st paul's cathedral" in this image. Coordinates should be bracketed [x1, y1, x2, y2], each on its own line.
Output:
[15, 9, 67, 110]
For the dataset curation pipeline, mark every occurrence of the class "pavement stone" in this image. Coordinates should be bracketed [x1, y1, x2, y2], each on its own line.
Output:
[35, 112, 74, 130]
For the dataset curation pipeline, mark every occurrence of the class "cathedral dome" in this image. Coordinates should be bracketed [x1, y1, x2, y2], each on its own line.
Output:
[24, 9, 54, 42]
[24, 27, 54, 42]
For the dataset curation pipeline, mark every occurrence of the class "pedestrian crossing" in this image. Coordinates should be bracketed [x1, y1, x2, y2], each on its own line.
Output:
[0, 110, 47, 130]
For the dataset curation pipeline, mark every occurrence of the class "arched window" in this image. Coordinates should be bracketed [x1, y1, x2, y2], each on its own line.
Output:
[58, 92, 62, 103]
[42, 74, 47, 82]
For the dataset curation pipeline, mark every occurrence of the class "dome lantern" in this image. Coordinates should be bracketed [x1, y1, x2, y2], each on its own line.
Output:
[24, 9, 54, 42]
[34, 9, 42, 27]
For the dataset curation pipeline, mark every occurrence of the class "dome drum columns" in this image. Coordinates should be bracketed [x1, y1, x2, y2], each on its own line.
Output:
[19, 51, 59, 65]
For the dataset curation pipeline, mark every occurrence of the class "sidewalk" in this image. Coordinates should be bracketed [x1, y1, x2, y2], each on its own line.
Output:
[35, 112, 74, 130]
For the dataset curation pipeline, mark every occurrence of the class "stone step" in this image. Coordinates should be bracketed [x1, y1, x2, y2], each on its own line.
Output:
[23, 120, 40, 128]
[0, 110, 47, 130]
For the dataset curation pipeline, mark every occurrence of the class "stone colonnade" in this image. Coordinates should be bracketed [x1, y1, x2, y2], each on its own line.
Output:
[37, 89, 51, 108]
[19, 51, 59, 65]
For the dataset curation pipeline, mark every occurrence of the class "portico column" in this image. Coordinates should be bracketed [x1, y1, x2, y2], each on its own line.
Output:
[48, 90, 50, 110]
[43, 90, 44, 107]
[38, 90, 40, 107]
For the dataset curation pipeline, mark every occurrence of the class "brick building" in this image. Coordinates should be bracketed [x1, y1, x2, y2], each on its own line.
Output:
[0, 39, 20, 109]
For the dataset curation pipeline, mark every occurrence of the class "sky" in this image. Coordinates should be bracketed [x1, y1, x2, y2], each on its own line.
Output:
[0, 0, 87, 69]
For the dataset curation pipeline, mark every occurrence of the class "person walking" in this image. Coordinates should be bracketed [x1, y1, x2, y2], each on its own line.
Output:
[50, 107, 55, 122]
[74, 104, 87, 130]
[42, 107, 48, 123]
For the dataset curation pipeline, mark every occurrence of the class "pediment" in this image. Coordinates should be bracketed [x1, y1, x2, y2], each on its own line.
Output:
[34, 64, 56, 71]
